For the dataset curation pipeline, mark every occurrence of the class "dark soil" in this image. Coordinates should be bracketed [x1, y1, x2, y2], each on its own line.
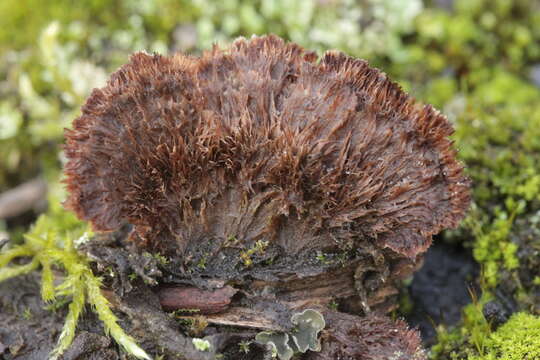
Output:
[0, 274, 123, 360]
[406, 241, 479, 344]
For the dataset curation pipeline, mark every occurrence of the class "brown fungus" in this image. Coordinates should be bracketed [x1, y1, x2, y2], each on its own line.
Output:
[64, 35, 469, 259]
[306, 311, 426, 360]
[64, 35, 470, 359]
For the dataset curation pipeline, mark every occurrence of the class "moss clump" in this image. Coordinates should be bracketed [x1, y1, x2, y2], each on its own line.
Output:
[431, 309, 540, 360]
[430, 292, 492, 360]
[391, 0, 540, 84]
[0, 210, 150, 359]
[449, 70, 540, 291]
[419, 66, 540, 292]
[466, 208, 518, 288]
[469, 312, 540, 360]
[407, 5, 540, 355]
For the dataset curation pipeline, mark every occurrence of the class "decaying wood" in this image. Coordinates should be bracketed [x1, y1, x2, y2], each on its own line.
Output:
[105, 281, 426, 359]
[0, 254, 425, 359]
[157, 285, 237, 313]
[178, 306, 287, 331]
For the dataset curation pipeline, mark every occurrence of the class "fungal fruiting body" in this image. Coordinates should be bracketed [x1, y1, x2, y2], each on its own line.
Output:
[64, 35, 470, 358]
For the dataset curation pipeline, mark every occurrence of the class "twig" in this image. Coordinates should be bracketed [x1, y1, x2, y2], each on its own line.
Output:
[0, 178, 47, 219]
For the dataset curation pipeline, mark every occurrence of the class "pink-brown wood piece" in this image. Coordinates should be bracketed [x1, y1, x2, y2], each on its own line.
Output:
[157, 285, 237, 313]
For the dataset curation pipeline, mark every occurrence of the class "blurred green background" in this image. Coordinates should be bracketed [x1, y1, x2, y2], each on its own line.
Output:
[0, 0, 539, 358]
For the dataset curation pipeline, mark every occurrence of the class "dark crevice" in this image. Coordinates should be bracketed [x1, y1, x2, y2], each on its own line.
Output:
[405, 240, 480, 345]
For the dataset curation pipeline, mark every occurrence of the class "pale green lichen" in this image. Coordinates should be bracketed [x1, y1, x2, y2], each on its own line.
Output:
[255, 309, 325, 360]
[290, 309, 325, 353]
[255, 332, 293, 360]
[192, 338, 211, 352]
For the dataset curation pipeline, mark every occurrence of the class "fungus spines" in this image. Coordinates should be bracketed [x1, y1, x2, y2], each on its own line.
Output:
[64, 35, 470, 260]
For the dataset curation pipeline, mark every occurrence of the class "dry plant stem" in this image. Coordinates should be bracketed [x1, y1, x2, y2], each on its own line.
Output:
[0, 178, 47, 219]
[195, 306, 287, 331]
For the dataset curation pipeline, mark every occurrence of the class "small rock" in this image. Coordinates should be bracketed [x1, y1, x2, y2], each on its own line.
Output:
[482, 301, 509, 330]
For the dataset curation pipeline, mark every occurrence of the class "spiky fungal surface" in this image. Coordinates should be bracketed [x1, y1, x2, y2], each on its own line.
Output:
[308, 312, 426, 360]
[64, 35, 469, 260]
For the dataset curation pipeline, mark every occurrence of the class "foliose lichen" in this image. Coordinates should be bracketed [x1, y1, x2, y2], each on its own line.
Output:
[255, 309, 325, 360]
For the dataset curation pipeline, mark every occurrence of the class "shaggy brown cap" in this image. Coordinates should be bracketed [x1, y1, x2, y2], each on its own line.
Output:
[306, 311, 426, 360]
[64, 35, 470, 259]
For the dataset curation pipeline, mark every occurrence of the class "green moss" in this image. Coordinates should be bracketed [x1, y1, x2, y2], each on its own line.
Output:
[0, 205, 150, 359]
[469, 312, 540, 360]
[429, 62, 540, 355]
[394, 0, 540, 81]
[432, 296, 540, 360]
[0, 0, 196, 51]
[430, 293, 493, 360]
[419, 65, 540, 290]
[430, 325, 469, 360]
[239, 239, 269, 267]
[466, 208, 519, 288]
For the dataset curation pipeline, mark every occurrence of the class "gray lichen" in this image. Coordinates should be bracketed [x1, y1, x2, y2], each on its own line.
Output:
[255, 309, 325, 360]
[290, 309, 325, 353]
[255, 332, 293, 360]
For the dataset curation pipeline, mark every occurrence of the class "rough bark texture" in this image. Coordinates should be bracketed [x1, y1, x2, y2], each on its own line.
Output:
[0, 267, 426, 360]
